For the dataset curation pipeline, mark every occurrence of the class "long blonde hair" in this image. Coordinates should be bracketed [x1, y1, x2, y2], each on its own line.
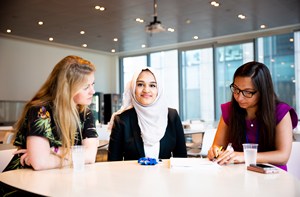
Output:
[14, 55, 96, 162]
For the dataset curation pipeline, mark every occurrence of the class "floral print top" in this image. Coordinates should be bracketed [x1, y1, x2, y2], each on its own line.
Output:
[3, 104, 98, 172]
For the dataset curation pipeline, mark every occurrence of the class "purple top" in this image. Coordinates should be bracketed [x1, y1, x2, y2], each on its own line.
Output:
[221, 101, 298, 171]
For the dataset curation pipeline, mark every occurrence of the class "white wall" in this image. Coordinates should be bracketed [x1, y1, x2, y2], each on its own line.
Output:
[0, 36, 118, 101]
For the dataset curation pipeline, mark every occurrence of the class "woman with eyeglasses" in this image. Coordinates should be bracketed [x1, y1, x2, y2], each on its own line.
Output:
[207, 61, 298, 170]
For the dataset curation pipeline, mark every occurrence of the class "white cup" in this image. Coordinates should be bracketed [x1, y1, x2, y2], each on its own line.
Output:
[242, 143, 258, 167]
[71, 145, 85, 172]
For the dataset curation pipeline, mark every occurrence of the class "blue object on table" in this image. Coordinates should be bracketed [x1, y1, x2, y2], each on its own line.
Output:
[138, 157, 158, 165]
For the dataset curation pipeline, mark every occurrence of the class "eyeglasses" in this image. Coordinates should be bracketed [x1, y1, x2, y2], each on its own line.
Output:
[229, 84, 257, 98]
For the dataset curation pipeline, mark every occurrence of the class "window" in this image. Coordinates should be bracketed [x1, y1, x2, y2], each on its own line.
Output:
[181, 48, 214, 121]
[150, 50, 179, 110]
[122, 55, 147, 91]
[257, 33, 296, 109]
[119, 32, 299, 122]
[214, 42, 254, 118]
[295, 31, 300, 116]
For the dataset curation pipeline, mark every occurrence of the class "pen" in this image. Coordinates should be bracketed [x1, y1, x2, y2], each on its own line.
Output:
[213, 146, 223, 160]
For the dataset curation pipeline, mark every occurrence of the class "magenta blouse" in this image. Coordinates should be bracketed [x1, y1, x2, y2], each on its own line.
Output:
[221, 102, 298, 171]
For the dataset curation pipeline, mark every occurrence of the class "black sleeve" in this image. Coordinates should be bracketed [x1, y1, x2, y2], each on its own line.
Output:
[172, 110, 187, 158]
[81, 109, 98, 139]
[107, 115, 124, 161]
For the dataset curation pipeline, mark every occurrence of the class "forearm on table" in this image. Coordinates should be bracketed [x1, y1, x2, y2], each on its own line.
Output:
[27, 136, 70, 170]
[82, 137, 99, 163]
[256, 150, 290, 165]
[30, 150, 71, 170]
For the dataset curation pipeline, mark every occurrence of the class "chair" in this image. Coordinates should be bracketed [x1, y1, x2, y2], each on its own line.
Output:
[287, 141, 300, 180]
[3, 131, 15, 144]
[186, 132, 203, 157]
[186, 128, 217, 157]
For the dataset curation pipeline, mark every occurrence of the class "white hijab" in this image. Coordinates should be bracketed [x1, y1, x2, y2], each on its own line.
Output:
[109, 67, 168, 146]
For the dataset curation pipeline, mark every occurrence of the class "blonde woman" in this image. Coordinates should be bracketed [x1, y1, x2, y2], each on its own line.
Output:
[3, 55, 99, 172]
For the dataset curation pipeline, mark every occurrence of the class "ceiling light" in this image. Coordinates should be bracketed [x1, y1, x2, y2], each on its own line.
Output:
[82, 44, 87, 47]
[260, 24, 266, 29]
[167, 28, 175, 32]
[289, 38, 294, 42]
[238, 14, 246, 19]
[193, 36, 199, 40]
[185, 19, 191, 24]
[135, 18, 144, 23]
[49, 37, 53, 41]
[38, 21, 43, 25]
[145, 0, 166, 33]
[113, 38, 118, 42]
[141, 44, 146, 48]
[111, 49, 116, 53]
[95, 6, 105, 11]
[80, 31, 85, 34]
[210, 1, 220, 7]
[6, 29, 11, 33]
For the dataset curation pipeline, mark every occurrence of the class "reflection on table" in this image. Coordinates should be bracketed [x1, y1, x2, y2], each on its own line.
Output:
[1, 159, 299, 197]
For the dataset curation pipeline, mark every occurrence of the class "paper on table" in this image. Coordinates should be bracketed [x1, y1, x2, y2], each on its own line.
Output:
[169, 157, 220, 169]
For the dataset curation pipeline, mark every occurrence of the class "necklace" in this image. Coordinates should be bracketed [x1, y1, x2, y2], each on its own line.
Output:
[249, 118, 256, 128]
[245, 121, 259, 143]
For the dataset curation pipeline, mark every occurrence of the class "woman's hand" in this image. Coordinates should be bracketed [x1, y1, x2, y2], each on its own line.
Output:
[14, 149, 31, 166]
[209, 143, 244, 165]
[215, 151, 244, 165]
[208, 145, 223, 160]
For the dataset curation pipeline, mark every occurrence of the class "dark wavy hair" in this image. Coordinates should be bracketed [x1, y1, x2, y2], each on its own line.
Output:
[228, 61, 279, 152]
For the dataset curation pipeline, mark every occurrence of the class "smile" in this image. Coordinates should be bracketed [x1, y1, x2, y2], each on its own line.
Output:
[141, 94, 152, 98]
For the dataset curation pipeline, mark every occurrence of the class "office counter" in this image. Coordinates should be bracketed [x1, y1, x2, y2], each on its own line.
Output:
[0, 159, 299, 197]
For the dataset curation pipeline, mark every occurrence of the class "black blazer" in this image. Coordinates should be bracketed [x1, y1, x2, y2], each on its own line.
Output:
[108, 108, 187, 161]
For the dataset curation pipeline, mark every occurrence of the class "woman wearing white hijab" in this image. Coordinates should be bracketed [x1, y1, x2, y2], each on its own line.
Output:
[108, 67, 187, 161]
